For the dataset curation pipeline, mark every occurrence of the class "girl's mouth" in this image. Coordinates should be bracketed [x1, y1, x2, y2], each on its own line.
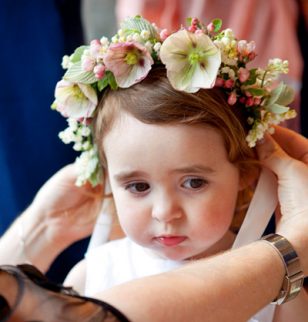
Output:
[154, 236, 187, 247]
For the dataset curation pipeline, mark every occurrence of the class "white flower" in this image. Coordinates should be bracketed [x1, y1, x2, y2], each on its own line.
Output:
[221, 66, 235, 79]
[141, 30, 150, 40]
[100, 36, 109, 46]
[160, 29, 221, 92]
[54, 80, 98, 119]
[61, 55, 71, 69]
[75, 147, 100, 186]
[132, 33, 142, 42]
[153, 42, 161, 52]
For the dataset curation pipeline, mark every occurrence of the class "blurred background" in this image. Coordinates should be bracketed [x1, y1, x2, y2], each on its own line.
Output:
[0, 0, 306, 282]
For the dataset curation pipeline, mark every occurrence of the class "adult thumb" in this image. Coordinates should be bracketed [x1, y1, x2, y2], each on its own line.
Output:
[256, 133, 294, 178]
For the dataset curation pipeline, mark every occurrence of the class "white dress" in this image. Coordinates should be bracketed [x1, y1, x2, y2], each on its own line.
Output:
[85, 237, 276, 322]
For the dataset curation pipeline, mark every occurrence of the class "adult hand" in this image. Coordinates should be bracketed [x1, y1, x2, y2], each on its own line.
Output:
[28, 163, 104, 248]
[256, 126, 308, 275]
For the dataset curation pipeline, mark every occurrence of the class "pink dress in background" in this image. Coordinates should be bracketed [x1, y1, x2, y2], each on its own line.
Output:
[116, 0, 303, 132]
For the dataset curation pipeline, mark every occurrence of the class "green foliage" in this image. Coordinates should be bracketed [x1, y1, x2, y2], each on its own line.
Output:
[121, 16, 159, 39]
[212, 19, 222, 32]
[246, 88, 267, 97]
[64, 61, 97, 84]
[70, 46, 87, 63]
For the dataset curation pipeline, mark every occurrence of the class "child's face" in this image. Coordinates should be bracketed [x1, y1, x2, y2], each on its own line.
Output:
[103, 112, 242, 261]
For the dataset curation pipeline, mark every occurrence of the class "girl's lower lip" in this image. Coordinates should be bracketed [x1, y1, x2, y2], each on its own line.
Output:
[155, 236, 187, 247]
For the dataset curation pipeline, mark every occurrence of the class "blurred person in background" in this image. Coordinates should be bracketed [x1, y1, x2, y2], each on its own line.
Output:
[116, 0, 307, 136]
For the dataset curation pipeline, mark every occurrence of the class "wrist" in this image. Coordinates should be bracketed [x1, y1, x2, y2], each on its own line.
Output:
[20, 205, 69, 272]
[276, 224, 308, 277]
[261, 234, 304, 304]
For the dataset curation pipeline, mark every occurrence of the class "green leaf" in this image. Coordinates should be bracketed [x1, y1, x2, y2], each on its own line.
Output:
[266, 103, 289, 114]
[97, 72, 118, 91]
[63, 61, 97, 84]
[120, 16, 159, 39]
[186, 17, 192, 26]
[97, 76, 110, 91]
[70, 46, 88, 63]
[275, 83, 295, 106]
[212, 19, 222, 32]
[108, 72, 118, 90]
[266, 82, 294, 107]
[246, 88, 266, 96]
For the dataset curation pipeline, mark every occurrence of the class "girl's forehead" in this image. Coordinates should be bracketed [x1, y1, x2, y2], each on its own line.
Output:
[103, 112, 229, 162]
[105, 111, 222, 141]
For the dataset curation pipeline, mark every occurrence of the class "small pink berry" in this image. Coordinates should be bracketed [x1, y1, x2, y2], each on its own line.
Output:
[90, 39, 102, 56]
[207, 22, 215, 33]
[81, 56, 95, 72]
[239, 97, 246, 104]
[254, 97, 261, 105]
[93, 64, 106, 79]
[245, 97, 254, 107]
[248, 52, 256, 61]
[238, 67, 250, 83]
[228, 92, 237, 105]
[224, 79, 234, 89]
[215, 77, 225, 87]
[90, 39, 101, 46]
[160, 29, 169, 41]
[188, 25, 197, 33]
[191, 18, 199, 26]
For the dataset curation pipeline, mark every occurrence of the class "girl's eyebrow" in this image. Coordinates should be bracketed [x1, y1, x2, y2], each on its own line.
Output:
[172, 165, 216, 174]
[114, 170, 147, 182]
[114, 165, 216, 182]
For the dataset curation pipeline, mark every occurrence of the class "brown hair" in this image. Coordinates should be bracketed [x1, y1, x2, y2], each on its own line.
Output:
[94, 65, 258, 232]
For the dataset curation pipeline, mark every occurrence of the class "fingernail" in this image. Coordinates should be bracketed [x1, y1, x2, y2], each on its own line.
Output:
[256, 138, 265, 146]
[256, 134, 270, 146]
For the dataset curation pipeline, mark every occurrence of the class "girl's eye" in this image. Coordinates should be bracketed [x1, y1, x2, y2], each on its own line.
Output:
[125, 182, 150, 193]
[182, 178, 207, 190]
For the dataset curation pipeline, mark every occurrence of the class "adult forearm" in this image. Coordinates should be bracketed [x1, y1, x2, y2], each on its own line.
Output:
[98, 241, 287, 322]
[0, 205, 69, 272]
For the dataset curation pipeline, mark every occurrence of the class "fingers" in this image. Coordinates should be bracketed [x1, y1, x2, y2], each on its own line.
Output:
[256, 133, 293, 176]
[272, 126, 308, 164]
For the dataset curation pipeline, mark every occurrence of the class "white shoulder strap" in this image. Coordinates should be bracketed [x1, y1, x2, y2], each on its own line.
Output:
[232, 168, 278, 249]
[87, 211, 112, 250]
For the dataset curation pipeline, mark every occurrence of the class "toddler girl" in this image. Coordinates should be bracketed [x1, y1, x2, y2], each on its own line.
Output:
[52, 16, 301, 321]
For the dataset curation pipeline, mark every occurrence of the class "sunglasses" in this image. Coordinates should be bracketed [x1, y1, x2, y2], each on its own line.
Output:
[0, 264, 130, 322]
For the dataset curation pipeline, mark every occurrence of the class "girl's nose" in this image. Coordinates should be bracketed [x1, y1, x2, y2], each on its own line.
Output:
[151, 191, 183, 223]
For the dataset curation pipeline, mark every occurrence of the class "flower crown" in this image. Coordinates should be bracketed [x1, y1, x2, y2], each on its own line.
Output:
[52, 16, 296, 187]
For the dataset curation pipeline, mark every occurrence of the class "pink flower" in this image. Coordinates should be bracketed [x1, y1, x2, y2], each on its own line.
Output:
[238, 67, 250, 83]
[90, 39, 102, 56]
[104, 42, 154, 88]
[228, 92, 237, 105]
[54, 80, 97, 119]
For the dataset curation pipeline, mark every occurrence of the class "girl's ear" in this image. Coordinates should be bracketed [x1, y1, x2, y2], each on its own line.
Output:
[238, 166, 260, 191]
